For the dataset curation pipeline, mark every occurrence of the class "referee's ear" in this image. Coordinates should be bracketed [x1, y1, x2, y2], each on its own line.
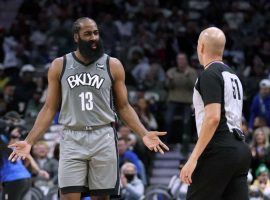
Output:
[201, 43, 205, 54]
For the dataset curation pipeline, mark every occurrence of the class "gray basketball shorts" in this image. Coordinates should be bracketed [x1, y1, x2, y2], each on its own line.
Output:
[58, 124, 120, 196]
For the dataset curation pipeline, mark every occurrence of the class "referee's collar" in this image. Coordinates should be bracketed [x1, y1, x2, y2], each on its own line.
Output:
[204, 60, 223, 69]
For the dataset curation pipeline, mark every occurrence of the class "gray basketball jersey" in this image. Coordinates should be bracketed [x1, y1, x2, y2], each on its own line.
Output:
[58, 52, 115, 128]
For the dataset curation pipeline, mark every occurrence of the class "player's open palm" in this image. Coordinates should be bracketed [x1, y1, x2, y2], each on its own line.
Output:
[142, 131, 169, 154]
[8, 141, 31, 162]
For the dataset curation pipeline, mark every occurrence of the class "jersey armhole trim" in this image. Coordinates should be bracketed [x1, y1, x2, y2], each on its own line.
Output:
[60, 55, 66, 81]
[106, 56, 114, 83]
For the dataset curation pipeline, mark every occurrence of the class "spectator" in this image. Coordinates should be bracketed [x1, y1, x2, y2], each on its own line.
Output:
[3, 111, 25, 131]
[118, 125, 137, 149]
[0, 93, 6, 116]
[260, 40, 270, 66]
[136, 98, 158, 130]
[0, 127, 49, 200]
[144, 62, 166, 91]
[164, 53, 197, 143]
[253, 116, 269, 130]
[249, 79, 270, 131]
[2, 35, 19, 69]
[24, 90, 43, 129]
[118, 137, 142, 177]
[3, 85, 19, 112]
[244, 56, 267, 101]
[223, 2, 244, 30]
[131, 52, 151, 90]
[0, 64, 9, 91]
[118, 125, 132, 140]
[99, 13, 120, 56]
[0, 139, 31, 200]
[168, 161, 188, 199]
[120, 162, 144, 200]
[114, 14, 134, 41]
[250, 127, 270, 177]
[14, 64, 37, 113]
[241, 117, 252, 143]
[32, 140, 58, 186]
[118, 125, 151, 180]
[250, 164, 270, 199]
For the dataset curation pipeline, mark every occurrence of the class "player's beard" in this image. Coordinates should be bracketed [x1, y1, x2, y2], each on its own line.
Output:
[77, 36, 104, 62]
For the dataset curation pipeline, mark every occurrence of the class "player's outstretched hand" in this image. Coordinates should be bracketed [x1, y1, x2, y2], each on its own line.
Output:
[8, 141, 32, 162]
[142, 131, 169, 154]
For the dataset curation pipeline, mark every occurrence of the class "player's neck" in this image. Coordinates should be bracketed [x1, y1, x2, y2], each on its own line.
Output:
[74, 50, 92, 64]
[203, 56, 223, 69]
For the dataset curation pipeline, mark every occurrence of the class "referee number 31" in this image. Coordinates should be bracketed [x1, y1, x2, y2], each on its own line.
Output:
[230, 78, 241, 100]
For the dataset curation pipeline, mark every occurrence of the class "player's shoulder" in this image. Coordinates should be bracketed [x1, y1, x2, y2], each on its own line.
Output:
[108, 56, 125, 72]
[107, 56, 125, 81]
[48, 56, 65, 77]
[108, 56, 122, 67]
[52, 56, 64, 66]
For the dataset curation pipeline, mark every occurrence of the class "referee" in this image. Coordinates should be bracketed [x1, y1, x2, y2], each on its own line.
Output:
[180, 27, 251, 200]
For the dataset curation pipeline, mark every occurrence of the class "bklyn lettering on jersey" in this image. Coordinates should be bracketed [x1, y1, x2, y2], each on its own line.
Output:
[67, 73, 105, 89]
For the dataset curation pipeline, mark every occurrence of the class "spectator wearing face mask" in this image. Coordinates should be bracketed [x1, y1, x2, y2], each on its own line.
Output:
[120, 162, 144, 200]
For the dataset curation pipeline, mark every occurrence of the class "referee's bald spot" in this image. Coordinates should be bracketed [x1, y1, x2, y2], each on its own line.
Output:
[199, 27, 226, 56]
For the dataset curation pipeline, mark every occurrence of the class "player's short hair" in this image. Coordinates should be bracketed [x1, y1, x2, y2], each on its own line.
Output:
[72, 17, 95, 35]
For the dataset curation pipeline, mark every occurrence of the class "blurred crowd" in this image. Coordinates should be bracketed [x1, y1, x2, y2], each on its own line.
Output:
[0, 0, 270, 199]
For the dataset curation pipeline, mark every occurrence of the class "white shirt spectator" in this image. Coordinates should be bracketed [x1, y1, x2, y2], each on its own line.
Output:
[131, 59, 150, 82]
[115, 19, 133, 38]
[3, 36, 18, 68]
[30, 29, 47, 46]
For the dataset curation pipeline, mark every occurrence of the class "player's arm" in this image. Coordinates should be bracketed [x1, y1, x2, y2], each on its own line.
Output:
[110, 57, 169, 153]
[25, 58, 62, 145]
[9, 58, 62, 161]
[110, 57, 148, 138]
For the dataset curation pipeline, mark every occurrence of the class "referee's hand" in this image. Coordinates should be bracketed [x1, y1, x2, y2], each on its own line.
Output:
[179, 158, 197, 185]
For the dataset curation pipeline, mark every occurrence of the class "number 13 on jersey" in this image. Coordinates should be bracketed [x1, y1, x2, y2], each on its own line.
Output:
[79, 92, 93, 111]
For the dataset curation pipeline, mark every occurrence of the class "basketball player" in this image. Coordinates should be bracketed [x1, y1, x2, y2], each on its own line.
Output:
[8, 17, 169, 200]
[180, 27, 251, 199]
